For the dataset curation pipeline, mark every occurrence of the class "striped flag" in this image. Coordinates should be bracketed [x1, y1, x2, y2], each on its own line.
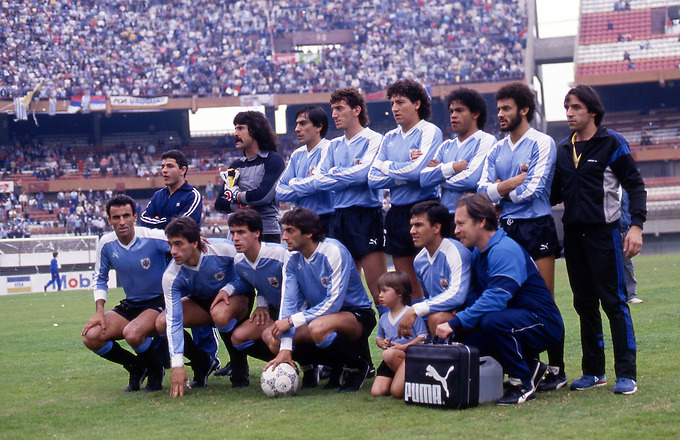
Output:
[13, 97, 27, 121]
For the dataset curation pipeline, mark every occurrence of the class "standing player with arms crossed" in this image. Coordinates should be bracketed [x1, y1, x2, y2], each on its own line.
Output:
[315, 87, 387, 314]
[477, 82, 567, 391]
[369, 79, 443, 302]
[420, 87, 496, 216]
[276, 106, 334, 234]
[82, 195, 168, 392]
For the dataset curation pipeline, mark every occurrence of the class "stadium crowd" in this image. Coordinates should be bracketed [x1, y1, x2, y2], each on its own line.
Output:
[1, 0, 525, 98]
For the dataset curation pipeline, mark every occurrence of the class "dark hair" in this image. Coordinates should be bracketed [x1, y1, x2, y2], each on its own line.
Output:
[161, 150, 189, 177]
[446, 87, 488, 130]
[227, 209, 263, 238]
[386, 79, 432, 121]
[377, 271, 413, 306]
[165, 217, 206, 251]
[565, 85, 606, 127]
[410, 200, 452, 238]
[494, 81, 536, 123]
[330, 87, 369, 127]
[53, 251, 58, 258]
[106, 194, 137, 217]
[455, 193, 498, 231]
[296, 106, 329, 138]
[280, 207, 324, 242]
[233, 111, 279, 152]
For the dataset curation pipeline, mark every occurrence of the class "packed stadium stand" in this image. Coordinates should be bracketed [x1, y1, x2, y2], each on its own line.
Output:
[0, 0, 526, 98]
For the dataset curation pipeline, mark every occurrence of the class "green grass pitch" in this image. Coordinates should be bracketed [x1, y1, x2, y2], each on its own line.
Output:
[1, 255, 679, 439]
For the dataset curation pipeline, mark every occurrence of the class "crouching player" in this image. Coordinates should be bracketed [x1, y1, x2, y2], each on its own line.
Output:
[371, 272, 428, 398]
[264, 207, 376, 392]
[156, 217, 251, 398]
[211, 209, 288, 368]
[436, 193, 564, 405]
[398, 201, 472, 336]
[82, 195, 168, 392]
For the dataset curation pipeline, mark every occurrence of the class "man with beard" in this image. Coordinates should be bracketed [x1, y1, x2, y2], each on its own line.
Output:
[477, 81, 566, 391]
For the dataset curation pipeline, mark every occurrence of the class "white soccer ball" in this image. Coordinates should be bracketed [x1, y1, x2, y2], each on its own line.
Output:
[260, 363, 300, 398]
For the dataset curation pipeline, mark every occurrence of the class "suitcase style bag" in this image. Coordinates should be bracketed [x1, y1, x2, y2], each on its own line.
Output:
[404, 339, 480, 409]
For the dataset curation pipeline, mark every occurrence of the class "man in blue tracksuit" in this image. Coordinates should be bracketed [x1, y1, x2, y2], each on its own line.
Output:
[437, 193, 564, 405]
[551, 85, 645, 395]
[44, 251, 61, 291]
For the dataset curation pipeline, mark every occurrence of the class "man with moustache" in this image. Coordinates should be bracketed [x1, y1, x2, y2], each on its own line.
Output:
[216, 111, 285, 243]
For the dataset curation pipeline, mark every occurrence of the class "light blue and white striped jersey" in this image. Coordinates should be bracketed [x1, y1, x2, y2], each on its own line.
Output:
[223, 241, 289, 310]
[420, 130, 496, 213]
[477, 128, 556, 219]
[279, 238, 373, 351]
[368, 119, 442, 206]
[163, 241, 238, 367]
[377, 306, 429, 345]
[276, 139, 334, 216]
[412, 238, 472, 318]
[93, 226, 169, 304]
[315, 128, 382, 209]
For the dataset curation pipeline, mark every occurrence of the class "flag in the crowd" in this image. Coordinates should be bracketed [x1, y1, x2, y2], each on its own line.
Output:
[13, 82, 42, 121]
[68, 95, 106, 113]
[48, 97, 57, 116]
[13, 97, 27, 121]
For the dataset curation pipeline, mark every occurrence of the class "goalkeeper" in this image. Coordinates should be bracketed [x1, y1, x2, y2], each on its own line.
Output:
[215, 111, 285, 243]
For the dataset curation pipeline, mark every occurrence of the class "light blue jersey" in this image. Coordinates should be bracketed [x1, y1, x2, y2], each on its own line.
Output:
[478, 128, 556, 219]
[377, 306, 429, 345]
[368, 119, 442, 206]
[412, 238, 472, 318]
[315, 128, 382, 209]
[223, 241, 289, 310]
[276, 139, 334, 216]
[279, 238, 373, 351]
[93, 226, 169, 304]
[163, 242, 238, 367]
[420, 130, 496, 213]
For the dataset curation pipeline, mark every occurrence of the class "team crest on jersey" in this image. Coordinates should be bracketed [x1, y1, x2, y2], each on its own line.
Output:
[214, 271, 225, 281]
[308, 166, 315, 177]
[268, 277, 280, 288]
[320, 276, 329, 287]
[140, 258, 151, 270]
[354, 158, 361, 165]
[440, 279, 449, 289]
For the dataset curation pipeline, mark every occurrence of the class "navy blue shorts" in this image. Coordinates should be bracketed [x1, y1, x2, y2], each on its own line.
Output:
[112, 297, 164, 322]
[501, 215, 562, 260]
[329, 206, 384, 259]
[385, 202, 420, 257]
[342, 307, 377, 340]
[376, 360, 395, 378]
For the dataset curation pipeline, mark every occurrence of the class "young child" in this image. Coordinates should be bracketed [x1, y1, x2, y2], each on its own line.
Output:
[371, 271, 428, 398]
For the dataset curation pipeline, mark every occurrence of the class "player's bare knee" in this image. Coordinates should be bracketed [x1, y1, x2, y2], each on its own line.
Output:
[122, 325, 145, 347]
[82, 330, 105, 351]
[231, 327, 248, 346]
[307, 320, 330, 343]
[155, 315, 167, 334]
